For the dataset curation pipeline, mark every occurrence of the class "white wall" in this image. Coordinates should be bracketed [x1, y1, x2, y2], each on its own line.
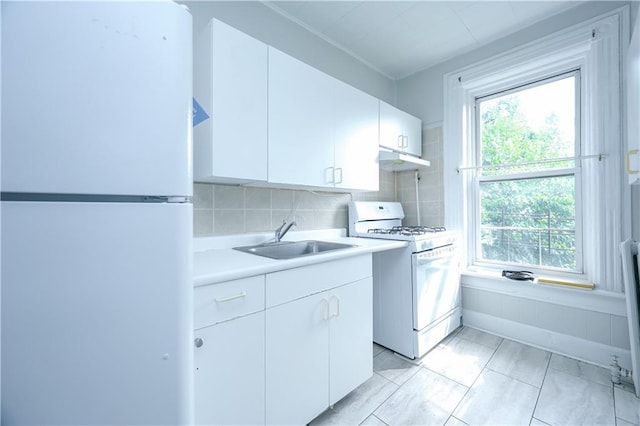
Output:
[396, 1, 633, 125]
[180, 1, 395, 104]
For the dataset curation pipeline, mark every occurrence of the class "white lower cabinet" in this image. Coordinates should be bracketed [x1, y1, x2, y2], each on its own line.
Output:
[265, 292, 330, 425]
[193, 275, 266, 425]
[328, 278, 373, 405]
[265, 255, 373, 425]
[194, 312, 265, 425]
[194, 255, 373, 425]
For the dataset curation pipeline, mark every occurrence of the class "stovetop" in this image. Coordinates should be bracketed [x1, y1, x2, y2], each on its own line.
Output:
[367, 226, 447, 237]
[348, 201, 456, 252]
[354, 226, 456, 252]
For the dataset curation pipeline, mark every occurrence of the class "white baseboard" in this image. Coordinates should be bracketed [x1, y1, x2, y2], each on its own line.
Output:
[463, 309, 632, 371]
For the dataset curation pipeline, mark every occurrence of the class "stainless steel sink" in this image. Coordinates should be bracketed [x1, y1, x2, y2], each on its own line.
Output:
[233, 240, 356, 260]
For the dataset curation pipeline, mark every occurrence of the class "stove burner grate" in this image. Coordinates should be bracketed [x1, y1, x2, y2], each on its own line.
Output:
[367, 225, 447, 236]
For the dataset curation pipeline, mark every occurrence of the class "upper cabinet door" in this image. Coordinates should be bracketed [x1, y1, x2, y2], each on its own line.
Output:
[379, 101, 422, 157]
[379, 101, 405, 153]
[333, 80, 379, 191]
[402, 113, 423, 157]
[268, 47, 335, 188]
[193, 19, 268, 184]
[627, 7, 640, 185]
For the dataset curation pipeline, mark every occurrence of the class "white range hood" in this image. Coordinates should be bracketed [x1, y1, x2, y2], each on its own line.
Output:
[379, 148, 430, 171]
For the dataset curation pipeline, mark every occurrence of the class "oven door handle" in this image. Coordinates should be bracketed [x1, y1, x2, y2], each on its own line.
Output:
[415, 246, 456, 263]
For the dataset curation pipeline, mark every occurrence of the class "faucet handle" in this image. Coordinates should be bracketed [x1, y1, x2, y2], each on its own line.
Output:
[274, 220, 287, 242]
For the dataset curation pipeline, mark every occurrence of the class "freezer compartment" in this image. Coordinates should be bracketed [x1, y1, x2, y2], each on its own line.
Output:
[1, 1, 192, 196]
[1, 201, 193, 425]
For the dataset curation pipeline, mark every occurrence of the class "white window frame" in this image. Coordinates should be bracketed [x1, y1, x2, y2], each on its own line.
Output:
[473, 71, 583, 274]
[443, 9, 627, 291]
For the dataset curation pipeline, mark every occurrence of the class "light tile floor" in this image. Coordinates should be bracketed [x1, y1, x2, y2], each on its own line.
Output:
[311, 326, 640, 426]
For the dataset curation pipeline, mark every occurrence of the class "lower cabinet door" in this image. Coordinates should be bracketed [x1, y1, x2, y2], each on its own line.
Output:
[194, 311, 265, 425]
[266, 292, 330, 425]
[329, 278, 373, 404]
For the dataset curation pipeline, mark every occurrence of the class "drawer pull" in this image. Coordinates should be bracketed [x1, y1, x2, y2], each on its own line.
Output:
[215, 291, 247, 303]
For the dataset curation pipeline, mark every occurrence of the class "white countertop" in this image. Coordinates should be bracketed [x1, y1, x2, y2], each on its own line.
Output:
[193, 230, 407, 287]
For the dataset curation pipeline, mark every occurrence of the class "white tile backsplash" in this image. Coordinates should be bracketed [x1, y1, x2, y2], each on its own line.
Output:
[396, 125, 445, 227]
[193, 126, 445, 235]
[193, 169, 402, 236]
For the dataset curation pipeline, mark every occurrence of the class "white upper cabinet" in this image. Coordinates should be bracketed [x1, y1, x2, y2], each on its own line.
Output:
[268, 47, 379, 191]
[379, 101, 422, 157]
[626, 7, 640, 185]
[268, 48, 335, 188]
[193, 22, 379, 191]
[193, 19, 268, 184]
[333, 79, 380, 191]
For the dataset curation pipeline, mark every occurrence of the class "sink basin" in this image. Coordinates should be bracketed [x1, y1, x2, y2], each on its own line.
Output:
[233, 240, 356, 260]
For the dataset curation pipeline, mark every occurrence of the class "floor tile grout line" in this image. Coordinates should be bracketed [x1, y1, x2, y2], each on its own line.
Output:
[365, 353, 426, 426]
[362, 373, 407, 425]
[529, 349, 553, 426]
[455, 328, 506, 351]
[442, 334, 504, 425]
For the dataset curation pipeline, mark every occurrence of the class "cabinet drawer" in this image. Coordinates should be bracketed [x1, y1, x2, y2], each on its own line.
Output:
[195, 275, 265, 328]
[266, 254, 372, 308]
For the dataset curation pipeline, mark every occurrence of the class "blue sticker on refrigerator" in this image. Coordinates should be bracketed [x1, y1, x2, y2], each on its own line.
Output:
[192, 97, 210, 127]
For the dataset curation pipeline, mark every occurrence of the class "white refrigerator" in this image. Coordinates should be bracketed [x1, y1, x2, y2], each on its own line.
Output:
[1, 1, 194, 424]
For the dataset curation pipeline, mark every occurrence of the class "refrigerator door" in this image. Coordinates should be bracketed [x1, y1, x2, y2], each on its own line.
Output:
[1, 201, 193, 425]
[1, 1, 192, 196]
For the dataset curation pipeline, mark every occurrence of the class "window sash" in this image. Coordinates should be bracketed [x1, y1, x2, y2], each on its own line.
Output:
[473, 171, 582, 273]
[472, 72, 582, 274]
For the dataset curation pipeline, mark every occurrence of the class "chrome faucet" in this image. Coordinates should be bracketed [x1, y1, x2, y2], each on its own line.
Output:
[274, 220, 296, 243]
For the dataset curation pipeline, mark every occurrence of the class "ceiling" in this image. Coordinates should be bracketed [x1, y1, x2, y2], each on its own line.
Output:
[263, 1, 586, 80]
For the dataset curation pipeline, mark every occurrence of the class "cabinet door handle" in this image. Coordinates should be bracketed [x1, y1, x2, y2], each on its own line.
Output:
[334, 168, 343, 184]
[397, 135, 404, 148]
[215, 291, 246, 303]
[325, 167, 335, 184]
[626, 149, 639, 174]
[194, 337, 204, 348]
[329, 295, 340, 318]
[322, 298, 330, 320]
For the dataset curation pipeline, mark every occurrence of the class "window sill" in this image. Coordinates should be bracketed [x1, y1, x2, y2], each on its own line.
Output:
[461, 269, 627, 316]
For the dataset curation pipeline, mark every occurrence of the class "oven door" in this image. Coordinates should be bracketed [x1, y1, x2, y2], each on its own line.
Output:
[411, 244, 460, 331]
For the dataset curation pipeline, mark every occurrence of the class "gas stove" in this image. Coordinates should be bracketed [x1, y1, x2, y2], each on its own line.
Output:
[348, 200, 461, 359]
[348, 201, 456, 252]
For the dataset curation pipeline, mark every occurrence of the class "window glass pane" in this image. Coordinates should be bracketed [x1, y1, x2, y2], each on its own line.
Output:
[479, 76, 576, 176]
[479, 175, 577, 270]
